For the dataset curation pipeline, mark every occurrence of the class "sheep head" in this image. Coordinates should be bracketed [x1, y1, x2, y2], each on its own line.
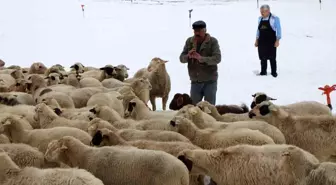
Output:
[132, 77, 152, 91]
[175, 104, 200, 120]
[10, 69, 24, 80]
[25, 74, 47, 93]
[34, 102, 50, 121]
[45, 139, 66, 163]
[251, 92, 277, 109]
[169, 93, 192, 110]
[248, 100, 284, 119]
[116, 64, 130, 78]
[29, 62, 47, 74]
[89, 105, 101, 115]
[9, 78, 28, 92]
[0, 149, 20, 172]
[70, 62, 85, 73]
[45, 73, 61, 86]
[196, 101, 215, 114]
[100, 65, 117, 77]
[90, 128, 116, 147]
[0, 94, 20, 106]
[147, 57, 168, 72]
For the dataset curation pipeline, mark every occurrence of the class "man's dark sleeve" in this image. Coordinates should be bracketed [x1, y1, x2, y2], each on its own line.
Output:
[179, 38, 190, 64]
[199, 38, 221, 65]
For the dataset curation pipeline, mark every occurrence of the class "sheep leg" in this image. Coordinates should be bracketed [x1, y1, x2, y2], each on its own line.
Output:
[150, 95, 156, 111]
[162, 95, 168, 111]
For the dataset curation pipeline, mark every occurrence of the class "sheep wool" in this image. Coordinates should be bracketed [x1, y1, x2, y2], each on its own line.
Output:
[177, 144, 319, 185]
[0, 143, 45, 168]
[169, 116, 275, 150]
[45, 136, 190, 185]
[249, 100, 336, 162]
[306, 162, 336, 185]
[34, 102, 89, 131]
[0, 115, 92, 153]
[0, 149, 104, 185]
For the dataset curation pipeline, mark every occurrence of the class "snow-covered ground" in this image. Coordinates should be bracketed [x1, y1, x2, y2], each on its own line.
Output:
[0, 0, 335, 112]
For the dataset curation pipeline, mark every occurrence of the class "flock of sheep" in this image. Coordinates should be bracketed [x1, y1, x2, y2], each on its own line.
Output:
[0, 57, 335, 185]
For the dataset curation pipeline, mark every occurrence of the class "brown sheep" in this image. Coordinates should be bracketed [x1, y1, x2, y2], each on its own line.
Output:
[28, 62, 47, 74]
[169, 93, 249, 114]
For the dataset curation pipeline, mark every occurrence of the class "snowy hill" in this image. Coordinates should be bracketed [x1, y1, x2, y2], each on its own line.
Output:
[0, 0, 335, 112]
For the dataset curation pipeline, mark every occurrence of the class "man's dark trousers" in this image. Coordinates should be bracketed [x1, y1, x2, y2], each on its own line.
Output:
[190, 80, 217, 105]
[258, 13, 277, 76]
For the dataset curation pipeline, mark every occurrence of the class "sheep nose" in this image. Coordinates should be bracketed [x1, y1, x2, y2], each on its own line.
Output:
[248, 112, 256, 118]
[170, 120, 176, 126]
[89, 117, 93, 121]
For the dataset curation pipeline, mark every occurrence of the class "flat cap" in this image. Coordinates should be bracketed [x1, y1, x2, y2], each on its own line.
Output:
[192, 20, 206, 29]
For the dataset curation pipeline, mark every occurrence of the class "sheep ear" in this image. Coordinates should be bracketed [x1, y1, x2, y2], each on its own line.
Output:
[177, 155, 193, 171]
[252, 94, 256, 98]
[203, 106, 212, 114]
[2, 120, 11, 126]
[44, 76, 50, 79]
[266, 96, 277, 101]
[60, 143, 68, 150]
[188, 107, 198, 115]
[99, 67, 106, 70]
[162, 60, 168, 63]
[116, 95, 124, 100]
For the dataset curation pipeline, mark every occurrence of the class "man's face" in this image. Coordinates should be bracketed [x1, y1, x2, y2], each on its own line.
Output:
[260, 8, 270, 17]
[194, 28, 205, 38]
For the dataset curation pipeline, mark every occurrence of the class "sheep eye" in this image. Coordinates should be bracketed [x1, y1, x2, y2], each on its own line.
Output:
[15, 83, 20, 86]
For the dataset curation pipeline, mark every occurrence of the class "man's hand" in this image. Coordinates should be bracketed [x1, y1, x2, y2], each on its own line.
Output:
[191, 52, 202, 62]
[254, 39, 258, 47]
[188, 48, 196, 58]
[274, 40, 280, 47]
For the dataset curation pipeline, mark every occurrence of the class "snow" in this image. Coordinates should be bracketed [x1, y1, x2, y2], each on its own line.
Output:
[0, 0, 335, 112]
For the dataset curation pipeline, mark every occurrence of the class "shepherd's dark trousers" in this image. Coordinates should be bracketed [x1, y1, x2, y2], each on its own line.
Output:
[190, 80, 217, 105]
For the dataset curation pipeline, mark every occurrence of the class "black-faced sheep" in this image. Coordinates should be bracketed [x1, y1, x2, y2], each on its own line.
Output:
[45, 136, 190, 185]
[249, 100, 336, 162]
[251, 92, 332, 116]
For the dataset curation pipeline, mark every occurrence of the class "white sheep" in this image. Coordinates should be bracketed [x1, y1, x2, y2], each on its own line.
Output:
[169, 116, 275, 150]
[70, 86, 107, 108]
[126, 97, 177, 120]
[177, 144, 319, 185]
[0, 105, 37, 128]
[28, 62, 47, 74]
[146, 57, 171, 111]
[0, 149, 104, 185]
[0, 115, 92, 153]
[26, 74, 75, 108]
[306, 162, 336, 185]
[249, 100, 336, 162]
[89, 105, 176, 131]
[45, 136, 190, 185]
[197, 101, 251, 122]
[45, 72, 61, 86]
[79, 77, 103, 87]
[251, 92, 332, 116]
[88, 118, 189, 142]
[80, 64, 117, 81]
[41, 97, 94, 122]
[180, 103, 286, 144]
[34, 102, 89, 131]
[0, 143, 45, 168]
[105, 76, 152, 105]
[91, 128, 204, 185]
[86, 91, 125, 117]
[0, 134, 10, 144]
[0, 92, 34, 106]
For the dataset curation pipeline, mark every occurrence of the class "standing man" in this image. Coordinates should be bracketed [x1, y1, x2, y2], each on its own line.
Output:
[255, 4, 282, 77]
[179, 20, 221, 105]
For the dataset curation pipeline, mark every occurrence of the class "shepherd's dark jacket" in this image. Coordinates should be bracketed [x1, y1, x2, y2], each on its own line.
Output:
[179, 33, 221, 83]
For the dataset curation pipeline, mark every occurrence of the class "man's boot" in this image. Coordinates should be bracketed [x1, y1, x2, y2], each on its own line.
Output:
[259, 60, 267, 75]
[270, 59, 277, 77]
